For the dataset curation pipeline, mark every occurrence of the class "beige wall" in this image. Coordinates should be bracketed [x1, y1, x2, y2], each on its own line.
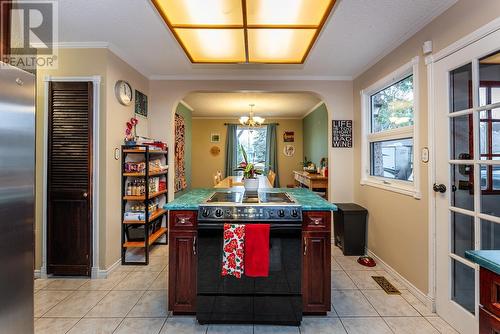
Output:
[149, 81, 354, 203]
[35, 48, 149, 271]
[191, 118, 303, 188]
[352, 0, 500, 293]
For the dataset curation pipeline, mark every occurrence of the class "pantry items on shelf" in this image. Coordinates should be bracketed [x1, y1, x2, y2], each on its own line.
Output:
[126, 177, 162, 197]
[149, 159, 168, 173]
[125, 161, 146, 173]
[124, 199, 160, 221]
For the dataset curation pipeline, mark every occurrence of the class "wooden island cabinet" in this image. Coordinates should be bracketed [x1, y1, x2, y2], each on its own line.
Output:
[167, 210, 332, 315]
[479, 267, 500, 333]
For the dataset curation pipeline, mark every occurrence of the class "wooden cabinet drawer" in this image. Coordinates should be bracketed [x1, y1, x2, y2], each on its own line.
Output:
[480, 307, 500, 334]
[480, 267, 500, 318]
[169, 211, 197, 230]
[303, 211, 331, 231]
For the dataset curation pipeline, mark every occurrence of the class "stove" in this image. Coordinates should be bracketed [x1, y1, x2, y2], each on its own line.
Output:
[196, 190, 303, 325]
[198, 191, 302, 221]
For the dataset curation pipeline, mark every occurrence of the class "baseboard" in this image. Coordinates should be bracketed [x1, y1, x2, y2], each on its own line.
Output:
[93, 259, 121, 279]
[34, 270, 41, 279]
[367, 249, 435, 311]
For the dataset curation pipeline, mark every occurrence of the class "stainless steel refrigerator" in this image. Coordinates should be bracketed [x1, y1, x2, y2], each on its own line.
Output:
[0, 62, 35, 333]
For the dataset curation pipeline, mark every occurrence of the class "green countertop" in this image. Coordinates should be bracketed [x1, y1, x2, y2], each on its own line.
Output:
[164, 188, 337, 211]
[465, 250, 500, 275]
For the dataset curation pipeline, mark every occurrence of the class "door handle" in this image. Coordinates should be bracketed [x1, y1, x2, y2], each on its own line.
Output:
[193, 236, 197, 256]
[83, 192, 88, 198]
[433, 183, 446, 193]
[303, 237, 307, 256]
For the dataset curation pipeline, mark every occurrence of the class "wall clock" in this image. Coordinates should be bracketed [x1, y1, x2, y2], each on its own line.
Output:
[115, 80, 133, 106]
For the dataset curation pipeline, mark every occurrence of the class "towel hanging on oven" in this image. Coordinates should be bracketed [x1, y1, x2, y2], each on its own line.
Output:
[221, 224, 245, 278]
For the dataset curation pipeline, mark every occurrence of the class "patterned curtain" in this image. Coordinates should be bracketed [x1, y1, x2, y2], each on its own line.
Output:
[175, 114, 187, 192]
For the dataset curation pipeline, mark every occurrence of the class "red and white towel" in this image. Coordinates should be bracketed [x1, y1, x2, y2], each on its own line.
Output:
[221, 224, 245, 278]
[221, 223, 270, 279]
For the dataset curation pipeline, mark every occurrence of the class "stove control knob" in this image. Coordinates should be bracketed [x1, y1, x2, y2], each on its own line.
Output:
[214, 208, 224, 218]
[277, 209, 285, 218]
[202, 208, 211, 217]
[291, 209, 299, 218]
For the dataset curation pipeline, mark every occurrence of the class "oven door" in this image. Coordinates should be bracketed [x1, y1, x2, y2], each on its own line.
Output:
[197, 222, 302, 325]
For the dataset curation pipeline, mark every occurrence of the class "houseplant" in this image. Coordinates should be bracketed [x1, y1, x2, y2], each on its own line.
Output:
[235, 145, 264, 191]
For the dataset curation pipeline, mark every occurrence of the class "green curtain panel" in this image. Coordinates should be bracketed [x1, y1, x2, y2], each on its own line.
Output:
[225, 124, 238, 177]
[266, 123, 280, 187]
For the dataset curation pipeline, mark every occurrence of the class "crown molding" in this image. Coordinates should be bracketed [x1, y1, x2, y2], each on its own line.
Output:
[302, 101, 326, 119]
[353, 0, 457, 79]
[179, 99, 194, 112]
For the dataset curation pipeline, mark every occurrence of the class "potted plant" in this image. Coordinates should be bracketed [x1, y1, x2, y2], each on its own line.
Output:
[235, 145, 264, 191]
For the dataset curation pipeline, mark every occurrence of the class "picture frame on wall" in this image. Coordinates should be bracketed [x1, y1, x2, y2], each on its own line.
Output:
[283, 131, 294, 142]
[135, 90, 148, 118]
[211, 133, 220, 143]
[332, 120, 353, 148]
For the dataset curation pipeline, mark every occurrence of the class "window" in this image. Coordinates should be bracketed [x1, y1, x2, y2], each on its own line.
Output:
[361, 57, 420, 198]
[236, 126, 267, 169]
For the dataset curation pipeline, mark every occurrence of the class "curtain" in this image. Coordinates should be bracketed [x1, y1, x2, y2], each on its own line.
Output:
[224, 124, 238, 177]
[266, 123, 280, 187]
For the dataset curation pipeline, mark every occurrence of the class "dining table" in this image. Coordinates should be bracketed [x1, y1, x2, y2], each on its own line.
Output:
[214, 175, 273, 189]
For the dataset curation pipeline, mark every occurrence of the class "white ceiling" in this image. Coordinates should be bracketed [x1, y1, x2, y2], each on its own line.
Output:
[183, 92, 323, 118]
[56, 0, 457, 79]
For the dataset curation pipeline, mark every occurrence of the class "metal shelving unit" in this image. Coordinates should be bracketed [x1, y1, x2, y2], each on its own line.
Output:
[121, 144, 168, 265]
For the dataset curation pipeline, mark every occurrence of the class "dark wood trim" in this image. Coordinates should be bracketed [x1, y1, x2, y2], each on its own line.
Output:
[0, 0, 11, 59]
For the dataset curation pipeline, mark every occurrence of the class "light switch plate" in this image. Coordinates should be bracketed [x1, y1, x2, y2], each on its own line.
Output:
[421, 147, 429, 163]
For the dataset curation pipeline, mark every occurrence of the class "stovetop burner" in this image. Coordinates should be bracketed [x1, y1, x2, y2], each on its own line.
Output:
[206, 191, 294, 204]
[199, 191, 302, 222]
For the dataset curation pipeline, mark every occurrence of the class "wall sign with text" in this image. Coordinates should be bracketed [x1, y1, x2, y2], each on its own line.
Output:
[332, 120, 352, 148]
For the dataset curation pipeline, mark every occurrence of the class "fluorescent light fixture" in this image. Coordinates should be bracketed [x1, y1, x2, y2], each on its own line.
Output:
[152, 0, 336, 64]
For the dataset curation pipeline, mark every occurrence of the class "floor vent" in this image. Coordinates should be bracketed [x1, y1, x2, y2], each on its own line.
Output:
[371, 276, 401, 295]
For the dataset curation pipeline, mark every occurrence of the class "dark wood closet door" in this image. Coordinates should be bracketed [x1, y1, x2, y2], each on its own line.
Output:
[47, 81, 93, 276]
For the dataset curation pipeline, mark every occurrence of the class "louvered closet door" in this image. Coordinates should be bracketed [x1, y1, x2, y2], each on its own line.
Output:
[47, 81, 92, 276]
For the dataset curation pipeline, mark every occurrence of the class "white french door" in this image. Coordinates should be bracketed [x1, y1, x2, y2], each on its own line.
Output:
[433, 28, 500, 334]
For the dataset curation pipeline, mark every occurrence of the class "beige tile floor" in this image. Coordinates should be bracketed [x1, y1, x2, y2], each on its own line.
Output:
[34, 244, 460, 334]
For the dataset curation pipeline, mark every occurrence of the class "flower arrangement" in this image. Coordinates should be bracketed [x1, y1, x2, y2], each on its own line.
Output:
[124, 117, 138, 143]
[234, 144, 264, 179]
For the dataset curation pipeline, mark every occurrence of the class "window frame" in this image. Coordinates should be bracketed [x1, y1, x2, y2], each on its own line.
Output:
[360, 56, 421, 198]
[236, 125, 268, 169]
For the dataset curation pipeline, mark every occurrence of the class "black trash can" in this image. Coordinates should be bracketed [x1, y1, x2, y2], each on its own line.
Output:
[333, 203, 368, 256]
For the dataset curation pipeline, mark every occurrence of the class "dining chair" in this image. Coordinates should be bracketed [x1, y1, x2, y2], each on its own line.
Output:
[267, 170, 276, 187]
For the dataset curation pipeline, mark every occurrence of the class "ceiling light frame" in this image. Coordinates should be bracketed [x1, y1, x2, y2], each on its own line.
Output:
[151, 0, 337, 64]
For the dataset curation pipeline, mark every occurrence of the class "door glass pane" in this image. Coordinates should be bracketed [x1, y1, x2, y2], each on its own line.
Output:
[480, 165, 500, 218]
[481, 219, 500, 250]
[452, 259, 475, 314]
[370, 138, 413, 181]
[450, 63, 472, 112]
[451, 164, 474, 211]
[370, 75, 414, 133]
[451, 212, 474, 258]
[479, 108, 500, 157]
[450, 114, 473, 160]
[479, 50, 500, 107]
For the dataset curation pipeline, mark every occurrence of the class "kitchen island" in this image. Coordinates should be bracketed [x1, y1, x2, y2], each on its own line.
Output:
[164, 188, 336, 323]
[465, 250, 500, 333]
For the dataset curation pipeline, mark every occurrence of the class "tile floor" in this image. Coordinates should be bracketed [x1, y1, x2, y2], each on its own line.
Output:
[34, 244, 459, 334]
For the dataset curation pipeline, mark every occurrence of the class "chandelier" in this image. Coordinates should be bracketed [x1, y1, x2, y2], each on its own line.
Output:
[239, 104, 265, 127]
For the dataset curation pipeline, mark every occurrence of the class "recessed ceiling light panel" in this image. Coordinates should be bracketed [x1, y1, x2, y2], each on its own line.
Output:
[152, 0, 336, 64]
